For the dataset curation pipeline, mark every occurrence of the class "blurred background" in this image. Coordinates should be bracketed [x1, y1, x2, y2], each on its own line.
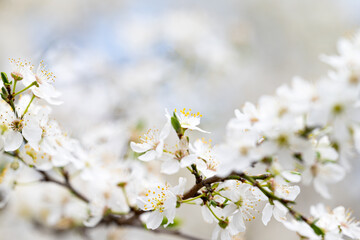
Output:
[0, 0, 360, 239]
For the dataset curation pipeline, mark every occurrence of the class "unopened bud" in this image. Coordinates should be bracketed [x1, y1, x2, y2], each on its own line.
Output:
[10, 161, 19, 170]
[269, 178, 275, 192]
[11, 72, 23, 81]
[179, 136, 189, 151]
[117, 182, 127, 188]
[218, 219, 229, 229]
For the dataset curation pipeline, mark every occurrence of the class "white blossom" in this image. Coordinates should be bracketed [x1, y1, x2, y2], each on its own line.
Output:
[131, 122, 170, 162]
[174, 108, 209, 133]
[137, 179, 186, 229]
[21, 61, 62, 105]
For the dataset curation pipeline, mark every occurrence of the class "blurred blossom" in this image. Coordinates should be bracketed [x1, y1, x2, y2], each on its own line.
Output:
[0, 0, 360, 240]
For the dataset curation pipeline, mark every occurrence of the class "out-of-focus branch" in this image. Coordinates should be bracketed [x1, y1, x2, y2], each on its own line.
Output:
[38, 170, 89, 203]
[6, 151, 204, 240]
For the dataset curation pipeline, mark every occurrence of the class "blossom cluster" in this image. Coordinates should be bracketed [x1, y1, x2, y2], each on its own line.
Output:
[129, 32, 360, 239]
[0, 32, 360, 240]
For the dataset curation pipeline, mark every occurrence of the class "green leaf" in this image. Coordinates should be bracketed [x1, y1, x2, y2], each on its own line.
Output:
[171, 116, 182, 134]
[310, 221, 325, 236]
[1, 87, 8, 100]
[211, 182, 219, 189]
[173, 111, 178, 120]
[1, 72, 9, 84]
[210, 200, 218, 207]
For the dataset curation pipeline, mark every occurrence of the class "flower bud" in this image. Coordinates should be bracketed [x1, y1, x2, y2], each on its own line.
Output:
[117, 182, 127, 188]
[218, 219, 229, 229]
[11, 71, 23, 81]
[10, 161, 19, 170]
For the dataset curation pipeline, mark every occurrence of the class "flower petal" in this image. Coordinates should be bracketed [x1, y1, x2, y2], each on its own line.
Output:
[138, 150, 157, 161]
[161, 159, 180, 175]
[130, 142, 152, 153]
[22, 125, 42, 150]
[4, 131, 23, 151]
[232, 211, 246, 232]
[281, 171, 301, 183]
[180, 154, 197, 168]
[262, 203, 274, 226]
[314, 178, 331, 199]
[146, 211, 163, 230]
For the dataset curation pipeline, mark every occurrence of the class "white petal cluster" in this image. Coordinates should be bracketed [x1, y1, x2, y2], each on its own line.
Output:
[284, 204, 360, 240]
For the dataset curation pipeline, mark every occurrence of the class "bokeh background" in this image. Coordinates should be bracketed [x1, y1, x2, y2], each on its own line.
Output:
[0, 0, 360, 239]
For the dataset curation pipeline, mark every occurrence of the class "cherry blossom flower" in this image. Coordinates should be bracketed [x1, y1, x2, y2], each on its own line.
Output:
[309, 203, 360, 239]
[174, 108, 209, 133]
[332, 206, 360, 238]
[180, 138, 219, 177]
[220, 181, 265, 232]
[137, 178, 186, 229]
[130, 122, 170, 161]
[0, 96, 42, 152]
[22, 61, 63, 105]
[302, 137, 345, 198]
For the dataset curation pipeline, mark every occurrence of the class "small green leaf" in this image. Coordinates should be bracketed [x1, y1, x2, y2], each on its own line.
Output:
[211, 182, 219, 189]
[2, 87, 8, 96]
[171, 116, 182, 134]
[1, 72, 9, 84]
[310, 221, 325, 236]
[210, 200, 218, 207]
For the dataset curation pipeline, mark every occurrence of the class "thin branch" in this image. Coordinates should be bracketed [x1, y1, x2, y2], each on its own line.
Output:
[39, 170, 89, 203]
[183, 175, 223, 200]
[101, 214, 205, 240]
[182, 172, 271, 200]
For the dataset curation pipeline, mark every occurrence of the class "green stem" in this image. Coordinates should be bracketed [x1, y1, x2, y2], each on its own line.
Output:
[213, 192, 232, 202]
[120, 185, 132, 207]
[13, 80, 17, 94]
[8, 100, 18, 118]
[242, 175, 294, 204]
[181, 194, 204, 203]
[21, 94, 35, 119]
[242, 174, 324, 237]
[14, 81, 38, 96]
[186, 166, 194, 174]
[206, 204, 222, 222]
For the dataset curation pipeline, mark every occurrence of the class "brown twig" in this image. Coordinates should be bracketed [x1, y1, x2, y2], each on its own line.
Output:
[39, 170, 89, 203]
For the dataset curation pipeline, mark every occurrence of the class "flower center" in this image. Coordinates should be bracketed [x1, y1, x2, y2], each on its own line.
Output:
[143, 185, 169, 212]
[139, 129, 159, 148]
[332, 104, 344, 115]
[11, 119, 23, 131]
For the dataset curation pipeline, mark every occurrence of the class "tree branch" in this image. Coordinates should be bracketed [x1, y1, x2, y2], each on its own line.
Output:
[182, 171, 323, 237]
[39, 170, 89, 203]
